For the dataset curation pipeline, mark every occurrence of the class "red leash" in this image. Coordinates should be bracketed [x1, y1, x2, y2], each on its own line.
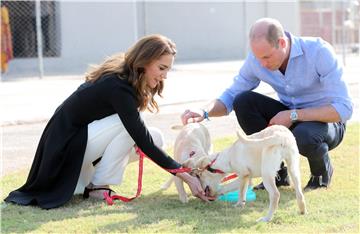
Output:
[103, 147, 191, 205]
[103, 147, 144, 205]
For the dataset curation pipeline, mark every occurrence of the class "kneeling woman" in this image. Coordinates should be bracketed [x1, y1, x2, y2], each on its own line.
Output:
[5, 34, 209, 209]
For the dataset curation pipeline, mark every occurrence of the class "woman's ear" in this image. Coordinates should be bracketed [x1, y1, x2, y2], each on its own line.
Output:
[137, 67, 145, 75]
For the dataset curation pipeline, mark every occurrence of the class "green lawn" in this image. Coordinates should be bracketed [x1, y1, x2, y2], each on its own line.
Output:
[1, 123, 359, 233]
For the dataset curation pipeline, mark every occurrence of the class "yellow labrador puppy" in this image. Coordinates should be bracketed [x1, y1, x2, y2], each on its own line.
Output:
[161, 123, 212, 203]
[183, 125, 306, 222]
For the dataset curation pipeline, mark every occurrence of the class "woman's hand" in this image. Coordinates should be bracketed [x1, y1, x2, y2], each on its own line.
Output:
[181, 109, 204, 125]
[176, 172, 209, 202]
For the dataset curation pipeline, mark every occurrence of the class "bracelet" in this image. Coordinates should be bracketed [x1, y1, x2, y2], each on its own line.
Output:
[202, 109, 210, 121]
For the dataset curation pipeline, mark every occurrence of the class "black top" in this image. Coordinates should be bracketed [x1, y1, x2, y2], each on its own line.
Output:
[4, 74, 181, 209]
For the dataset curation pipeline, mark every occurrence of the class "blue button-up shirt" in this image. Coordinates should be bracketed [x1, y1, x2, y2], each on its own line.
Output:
[219, 32, 353, 123]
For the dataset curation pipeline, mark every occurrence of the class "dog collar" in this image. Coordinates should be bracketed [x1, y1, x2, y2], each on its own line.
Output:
[207, 167, 225, 174]
[205, 153, 225, 174]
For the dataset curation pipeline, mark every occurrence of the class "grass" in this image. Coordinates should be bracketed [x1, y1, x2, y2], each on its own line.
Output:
[1, 123, 359, 233]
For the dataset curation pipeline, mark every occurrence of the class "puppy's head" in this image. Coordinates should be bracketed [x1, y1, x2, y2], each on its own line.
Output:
[182, 155, 224, 197]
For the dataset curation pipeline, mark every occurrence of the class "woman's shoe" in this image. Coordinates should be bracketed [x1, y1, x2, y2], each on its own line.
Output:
[83, 186, 115, 199]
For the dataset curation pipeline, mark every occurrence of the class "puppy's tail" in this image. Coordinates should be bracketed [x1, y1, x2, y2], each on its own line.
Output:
[236, 129, 286, 147]
[160, 176, 174, 190]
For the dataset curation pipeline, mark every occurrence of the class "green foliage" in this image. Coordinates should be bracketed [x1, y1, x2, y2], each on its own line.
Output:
[1, 123, 359, 233]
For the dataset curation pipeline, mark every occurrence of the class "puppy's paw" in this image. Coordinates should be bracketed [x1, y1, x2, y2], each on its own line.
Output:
[256, 216, 271, 222]
[160, 182, 171, 190]
[179, 195, 189, 203]
[300, 207, 307, 215]
[299, 202, 307, 215]
[234, 201, 246, 208]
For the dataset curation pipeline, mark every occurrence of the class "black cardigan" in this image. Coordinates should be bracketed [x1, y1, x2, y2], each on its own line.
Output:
[5, 74, 181, 209]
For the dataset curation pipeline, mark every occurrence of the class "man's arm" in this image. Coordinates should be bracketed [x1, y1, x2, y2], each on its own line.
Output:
[297, 105, 341, 122]
[314, 41, 353, 122]
[205, 99, 228, 117]
[181, 54, 260, 125]
[269, 105, 341, 128]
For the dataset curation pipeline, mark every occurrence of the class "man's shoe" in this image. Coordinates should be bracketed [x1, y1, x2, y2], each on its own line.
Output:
[304, 164, 333, 192]
[253, 166, 290, 190]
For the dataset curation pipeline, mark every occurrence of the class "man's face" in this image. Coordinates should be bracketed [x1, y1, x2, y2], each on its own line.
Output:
[250, 38, 286, 71]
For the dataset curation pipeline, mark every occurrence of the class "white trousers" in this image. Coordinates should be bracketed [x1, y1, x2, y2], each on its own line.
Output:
[74, 114, 164, 194]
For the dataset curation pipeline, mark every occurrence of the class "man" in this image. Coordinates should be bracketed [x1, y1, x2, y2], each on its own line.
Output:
[181, 18, 352, 191]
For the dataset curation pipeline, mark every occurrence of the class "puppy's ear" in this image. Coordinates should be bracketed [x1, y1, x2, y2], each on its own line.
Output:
[189, 168, 202, 177]
[182, 158, 196, 169]
[183, 156, 211, 171]
[182, 158, 202, 177]
[197, 157, 212, 169]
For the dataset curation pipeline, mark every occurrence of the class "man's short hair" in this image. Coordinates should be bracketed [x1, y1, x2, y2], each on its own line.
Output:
[249, 18, 285, 48]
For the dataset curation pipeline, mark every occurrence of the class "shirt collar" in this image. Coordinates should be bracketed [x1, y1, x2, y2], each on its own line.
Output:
[286, 31, 303, 59]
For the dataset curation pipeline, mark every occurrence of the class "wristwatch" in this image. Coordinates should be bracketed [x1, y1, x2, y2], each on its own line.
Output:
[290, 109, 298, 123]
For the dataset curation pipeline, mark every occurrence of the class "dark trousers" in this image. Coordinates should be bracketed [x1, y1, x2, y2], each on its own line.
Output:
[233, 91, 346, 176]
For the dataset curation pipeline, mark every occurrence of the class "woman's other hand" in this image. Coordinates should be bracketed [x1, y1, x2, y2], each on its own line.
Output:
[176, 172, 209, 202]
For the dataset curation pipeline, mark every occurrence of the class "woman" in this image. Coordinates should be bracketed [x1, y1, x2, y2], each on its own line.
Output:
[5, 34, 209, 209]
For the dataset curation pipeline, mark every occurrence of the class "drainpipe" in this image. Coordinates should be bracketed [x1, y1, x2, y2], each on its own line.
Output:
[35, 0, 44, 79]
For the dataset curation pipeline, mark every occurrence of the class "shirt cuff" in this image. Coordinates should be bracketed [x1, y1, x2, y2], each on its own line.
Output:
[331, 102, 353, 122]
[218, 94, 233, 114]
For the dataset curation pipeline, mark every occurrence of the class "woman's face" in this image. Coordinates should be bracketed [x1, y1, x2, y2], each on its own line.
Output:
[143, 54, 174, 89]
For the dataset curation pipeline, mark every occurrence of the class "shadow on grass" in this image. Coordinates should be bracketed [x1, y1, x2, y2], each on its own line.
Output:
[1, 185, 304, 233]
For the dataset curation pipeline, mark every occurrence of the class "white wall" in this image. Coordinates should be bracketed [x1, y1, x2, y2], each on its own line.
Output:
[143, 2, 247, 61]
[3, 1, 300, 78]
[61, 2, 135, 60]
[58, 1, 137, 72]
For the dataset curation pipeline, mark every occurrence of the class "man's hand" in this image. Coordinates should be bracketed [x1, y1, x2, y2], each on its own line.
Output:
[180, 100, 228, 125]
[181, 109, 204, 125]
[269, 110, 293, 128]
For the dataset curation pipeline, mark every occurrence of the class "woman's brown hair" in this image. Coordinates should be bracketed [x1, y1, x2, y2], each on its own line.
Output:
[85, 34, 177, 112]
